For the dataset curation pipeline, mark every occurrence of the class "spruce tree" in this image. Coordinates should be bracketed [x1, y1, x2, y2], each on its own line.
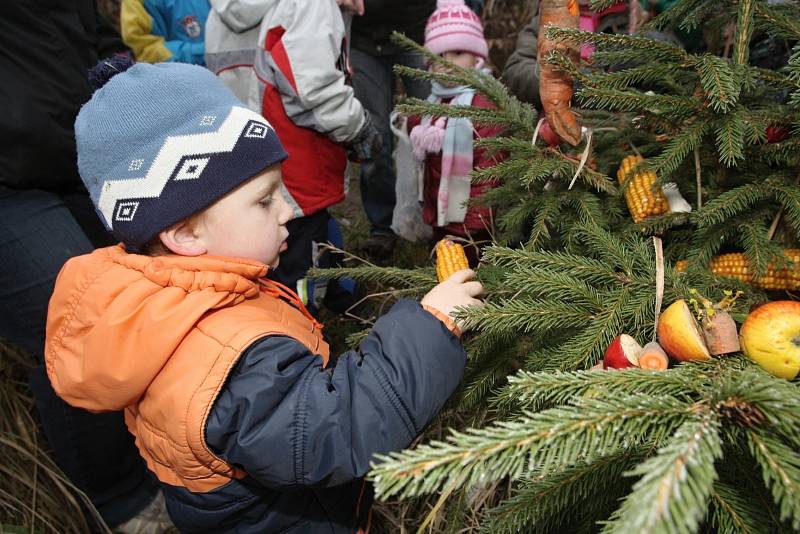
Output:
[316, 1, 800, 531]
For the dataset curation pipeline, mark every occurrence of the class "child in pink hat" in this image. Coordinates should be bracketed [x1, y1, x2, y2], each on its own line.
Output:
[408, 0, 505, 265]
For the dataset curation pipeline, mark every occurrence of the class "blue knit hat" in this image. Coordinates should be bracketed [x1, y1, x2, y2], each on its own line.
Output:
[75, 60, 288, 251]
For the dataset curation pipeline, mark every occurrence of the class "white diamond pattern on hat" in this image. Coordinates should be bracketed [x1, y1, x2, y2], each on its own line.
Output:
[174, 157, 210, 181]
[115, 201, 139, 222]
[200, 115, 216, 126]
[244, 122, 271, 139]
[97, 107, 270, 229]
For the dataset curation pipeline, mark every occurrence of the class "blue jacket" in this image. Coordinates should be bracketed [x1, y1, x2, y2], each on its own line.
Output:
[121, 0, 209, 64]
[162, 300, 466, 532]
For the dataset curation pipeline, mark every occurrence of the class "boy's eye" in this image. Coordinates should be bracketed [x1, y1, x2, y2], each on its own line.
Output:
[258, 197, 273, 207]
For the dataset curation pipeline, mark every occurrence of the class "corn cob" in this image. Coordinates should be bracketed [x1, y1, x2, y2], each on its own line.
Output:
[616, 155, 670, 223]
[675, 249, 800, 291]
[436, 239, 469, 282]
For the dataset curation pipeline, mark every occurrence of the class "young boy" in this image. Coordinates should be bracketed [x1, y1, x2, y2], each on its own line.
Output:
[45, 60, 483, 532]
[408, 0, 505, 265]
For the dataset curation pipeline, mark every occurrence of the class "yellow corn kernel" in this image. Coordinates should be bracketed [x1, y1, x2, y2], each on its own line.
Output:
[616, 155, 669, 223]
[710, 249, 800, 291]
[675, 250, 800, 291]
[436, 239, 469, 282]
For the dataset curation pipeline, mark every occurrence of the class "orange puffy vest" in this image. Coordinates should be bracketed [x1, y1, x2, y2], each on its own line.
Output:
[46, 246, 329, 492]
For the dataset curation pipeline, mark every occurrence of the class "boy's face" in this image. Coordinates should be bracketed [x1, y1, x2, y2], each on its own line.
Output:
[195, 165, 293, 268]
[433, 51, 479, 73]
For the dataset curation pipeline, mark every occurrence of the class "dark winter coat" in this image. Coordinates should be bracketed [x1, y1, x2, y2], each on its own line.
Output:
[351, 0, 436, 56]
[0, 0, 128, 193]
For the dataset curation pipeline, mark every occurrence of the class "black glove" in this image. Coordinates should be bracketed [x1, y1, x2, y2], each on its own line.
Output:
[345, 112, 383, 163]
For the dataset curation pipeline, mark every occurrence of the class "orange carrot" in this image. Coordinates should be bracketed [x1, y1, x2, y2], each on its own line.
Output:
[638, 342, 669, 370]
[538, 0, 583, 146]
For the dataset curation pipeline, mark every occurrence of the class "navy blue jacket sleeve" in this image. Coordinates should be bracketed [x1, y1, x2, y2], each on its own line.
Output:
[205, 299, 466, 489]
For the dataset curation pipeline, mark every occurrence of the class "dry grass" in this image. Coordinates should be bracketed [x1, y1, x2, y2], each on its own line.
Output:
[0, 342, 107, 533]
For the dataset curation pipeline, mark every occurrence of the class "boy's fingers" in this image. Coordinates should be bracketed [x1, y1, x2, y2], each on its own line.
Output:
[446, 269, 476, 283]
[462, 281, 485, 297]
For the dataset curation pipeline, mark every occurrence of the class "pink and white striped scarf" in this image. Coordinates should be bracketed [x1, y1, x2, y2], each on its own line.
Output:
[409, 82, 476, 226]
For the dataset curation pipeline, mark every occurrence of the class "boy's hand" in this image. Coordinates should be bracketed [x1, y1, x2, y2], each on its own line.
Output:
[421, 269, 485, 332]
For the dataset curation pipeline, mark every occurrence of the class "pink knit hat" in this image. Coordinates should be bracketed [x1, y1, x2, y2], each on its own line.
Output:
[424, 0, 488, 60]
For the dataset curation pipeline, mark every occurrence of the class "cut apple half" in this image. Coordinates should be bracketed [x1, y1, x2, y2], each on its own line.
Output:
[603, 334, 642, 369]
[657, 299, 711, 361]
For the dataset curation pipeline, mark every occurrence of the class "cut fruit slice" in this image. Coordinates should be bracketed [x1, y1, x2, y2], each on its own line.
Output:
[657, 299, 711, 361]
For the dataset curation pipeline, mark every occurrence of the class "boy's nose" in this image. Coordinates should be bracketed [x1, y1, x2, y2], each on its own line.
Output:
[279, 197, 294, 224]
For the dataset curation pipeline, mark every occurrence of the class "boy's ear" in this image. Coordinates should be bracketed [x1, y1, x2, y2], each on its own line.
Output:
[158, 219, 206, 256]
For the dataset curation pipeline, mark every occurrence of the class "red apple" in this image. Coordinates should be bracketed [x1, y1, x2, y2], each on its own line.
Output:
[603, 334, 642, 369]
[766, 124, 789, 144]
[657, 299, 711, 361]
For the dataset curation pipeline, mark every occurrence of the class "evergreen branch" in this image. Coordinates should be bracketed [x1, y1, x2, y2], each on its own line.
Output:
[481, 448, 645, 534]
[649, 120, 710, 180]
[717, 366, 800, 445]
[459, 298, 594, 336]
[308, 266, 437, 289]
[346, 329, 369, 349]
[714, 108, 746, 167]
[564, 161, 619, 194]
[471, 156, 533, 185]
[563, 190, 609, 229]
[750, 66, 800, 92]
[502, 268, 606, 307]
[603, 410, 723, 534]
[481, 247, 623, 286]
[577, 87, 702, 121]
[495, 198, 542, 243]
[573, 223, 636, 275]
[691, 54, 740, 113]
[638, 0, 707, 33]
[524, 195, 561, 248]
[746, 429, 800, 530]
[458, 338, 519, 413]
[493, 367, 702, 413]
[395, 98, 512, 128]
[519, 155, 569, 187]
[544, 26, 688, 61]
[369, 396, 699, 499]
[771, 180, 800, 240]
[754, 2, 800, 41]
[632, 212, 692, 236]
[586, 63, 685, 92]
[739, 216, 787, 277]
[734, 0, 755, 66]
[710, 480, 777, 534]
[589, 0, 626, 11]
[528, 288, 629, 370]
[762, 136, 800, 166]
[691, 182, 770, 228]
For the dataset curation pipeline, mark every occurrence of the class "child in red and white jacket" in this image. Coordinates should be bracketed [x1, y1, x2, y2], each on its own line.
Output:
[408, 0, 505, 265]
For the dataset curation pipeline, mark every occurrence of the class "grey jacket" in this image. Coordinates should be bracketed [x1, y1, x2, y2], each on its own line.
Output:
[500, 4, 541, 108]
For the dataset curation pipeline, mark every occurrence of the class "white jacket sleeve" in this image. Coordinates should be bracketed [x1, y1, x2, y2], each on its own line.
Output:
[254, 0, 365, 143]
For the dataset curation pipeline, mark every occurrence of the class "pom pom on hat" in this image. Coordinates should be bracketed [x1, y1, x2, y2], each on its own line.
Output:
[425, 0, 488, 59]
[88, 54, 135, 93]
